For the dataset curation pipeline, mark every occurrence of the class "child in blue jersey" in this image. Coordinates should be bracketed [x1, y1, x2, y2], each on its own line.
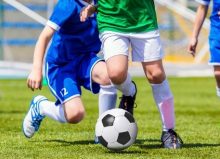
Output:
[188, 0, 220, 98]
[22, 0, 117, 139]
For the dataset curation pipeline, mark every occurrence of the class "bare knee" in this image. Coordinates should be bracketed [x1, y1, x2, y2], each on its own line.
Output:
[147, 70, 166, 84]
[106, 55, 128, 84]
[64, 98, 85, 124]
[108, 70, 127, 84]
[142, 60, 166, 84]
[66, 109, 85, 124]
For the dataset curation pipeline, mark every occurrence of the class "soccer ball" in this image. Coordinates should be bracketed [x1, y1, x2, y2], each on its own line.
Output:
[95, 108, 138, 151]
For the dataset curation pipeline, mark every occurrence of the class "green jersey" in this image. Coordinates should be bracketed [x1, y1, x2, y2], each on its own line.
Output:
[97, 0, 158, 33]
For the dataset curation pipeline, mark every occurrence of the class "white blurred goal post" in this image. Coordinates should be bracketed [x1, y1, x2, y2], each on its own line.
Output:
[3, 0, 47, 25]
[1, 0, 54, 78]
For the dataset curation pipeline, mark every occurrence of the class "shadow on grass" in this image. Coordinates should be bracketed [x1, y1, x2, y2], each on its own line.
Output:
[44, 139, 143, 154]
[182, 143, 220, 148]
[106, 150, 143, 154]
[134, 139, 220, 149]
[43, 138, 161, 149]
[43, 138, 160, 146]
[44, 139, 95, 145]
[43, 139, 220, 150]
[134, 138, 161, 149]
[0, 110, 25, 114]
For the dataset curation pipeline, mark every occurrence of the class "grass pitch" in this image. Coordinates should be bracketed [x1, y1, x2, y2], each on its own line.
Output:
[0, 77, 220, 159]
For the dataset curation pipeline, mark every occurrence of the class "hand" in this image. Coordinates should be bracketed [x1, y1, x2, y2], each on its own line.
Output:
[187, 37, 198, 57]
[27, 69, 43, 91]
[80, 4, 97, 22]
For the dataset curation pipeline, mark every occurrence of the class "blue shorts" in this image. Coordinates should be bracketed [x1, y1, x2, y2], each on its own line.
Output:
[209, 39, 220, 65]
[45, 52, 102, 104]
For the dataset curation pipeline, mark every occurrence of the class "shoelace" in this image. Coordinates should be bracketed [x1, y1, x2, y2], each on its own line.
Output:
[163, 130, 183, 144]
[31, 103, 44, 131]
[32, 118, 42, 130]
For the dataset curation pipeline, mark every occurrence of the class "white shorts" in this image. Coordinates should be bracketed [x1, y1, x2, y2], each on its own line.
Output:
[100, 30, 164, 62]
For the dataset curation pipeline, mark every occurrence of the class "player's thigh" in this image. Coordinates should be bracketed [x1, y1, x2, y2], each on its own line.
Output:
[106, 55, 129, 83]
[79, 53, 102, 94]
[142, 60, 166, 84]
[92, 61, 111, 85]
[46, 62, 82, 104]
[63, 96, 85, 123]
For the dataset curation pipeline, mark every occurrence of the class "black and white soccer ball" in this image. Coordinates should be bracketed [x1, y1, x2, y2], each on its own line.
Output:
[95, 108, 138, 151]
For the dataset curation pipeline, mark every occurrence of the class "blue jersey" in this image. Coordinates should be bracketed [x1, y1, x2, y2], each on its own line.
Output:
[196, 0, 220, 40]
[46, 0, 101, 64]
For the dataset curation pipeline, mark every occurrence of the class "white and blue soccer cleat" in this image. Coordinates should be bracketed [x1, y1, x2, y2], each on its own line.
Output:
[22, 95, 48, 138]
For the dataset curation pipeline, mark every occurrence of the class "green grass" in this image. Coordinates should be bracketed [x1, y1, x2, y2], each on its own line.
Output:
[0, 77, 220, 159]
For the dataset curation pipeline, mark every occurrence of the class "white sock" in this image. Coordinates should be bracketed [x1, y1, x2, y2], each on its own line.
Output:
[216, 87, 220, 98]
[39, 100, 67, 123]
[113, 74, 136, 96]
[99, 85, 117, 116]
[151, 79, 175, 131]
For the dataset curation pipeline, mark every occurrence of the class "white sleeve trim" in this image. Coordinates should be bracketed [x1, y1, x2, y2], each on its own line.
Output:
[47, 20, 60, 31]
[195, 0, 210, 6]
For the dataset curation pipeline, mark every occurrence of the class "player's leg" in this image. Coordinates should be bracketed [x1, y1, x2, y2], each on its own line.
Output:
[44, 61, 86, 124]
[91, 60, 117, 116]
[100, 32, 137, 114]
[142, 60, 183, 149]
[142, 60, 174, 129]
[132, 33, 174, 131]
[22, 95, 85, 138]
[106, 55, 137, 115]
[80, 54, 117, 143]
[131, 34, 183, 149]
[34, 97, 85, 124]
[214, 66, 220, 98]
[22, 61, 84, 138]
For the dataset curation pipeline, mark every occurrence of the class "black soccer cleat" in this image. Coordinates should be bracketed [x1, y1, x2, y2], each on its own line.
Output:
[118, 81, 137, 115]
[161, 129, 183, 149]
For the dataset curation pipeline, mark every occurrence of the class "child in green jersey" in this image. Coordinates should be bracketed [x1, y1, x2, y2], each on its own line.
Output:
[81, 0, 183, 149]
